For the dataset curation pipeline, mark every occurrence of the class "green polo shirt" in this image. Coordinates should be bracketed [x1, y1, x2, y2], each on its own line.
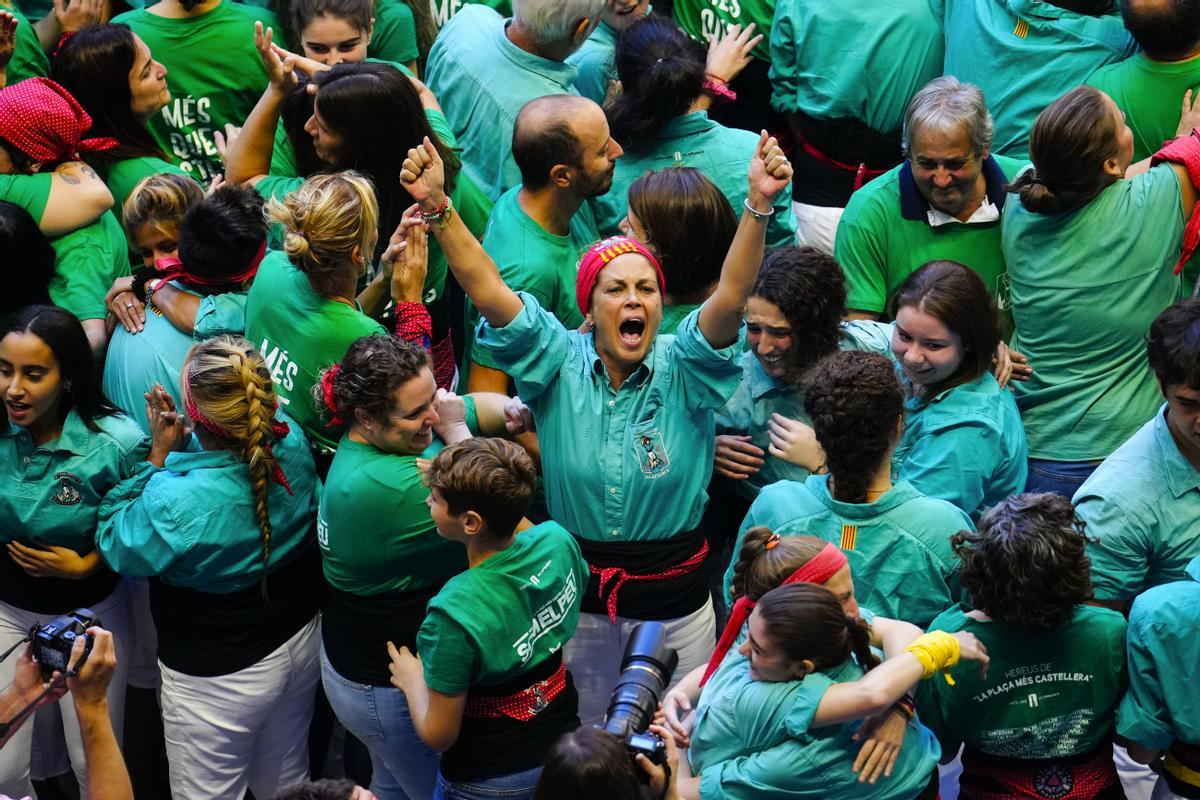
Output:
[565, 21, 617, 105]
[0, 411, 149, 555]
[919, 604, 1127, 759]
[692, 649, 941, 800]
[476, 294, 741, 542]
[369, 0, 418, 66]
[426, 5, 579, 202]
[675, 0, 774, 63]
[318, 399, 477, 596]
[112, 2, 284, 183]
[726, 476, 969, 627]
[418, 521, 587, 692]
[98, 156, 192, 229]
[1075, 407, 1200, 603]
[94, 415, 318, 592]
[1003, 165, 1185, 461]
[836, 154, 1026, 315]
[244, 249, 386, 449]
[429, 0, 510, 30]
[894, 372, 1029, 521]
[590, 111, 795, 249]
[932, 0, 1135, 158]
[715, 320, 893, 500]
[1118, 557, 1200, 749]
[2, 2, 48, 84]
[102, 300, 198, 433]
[768, 0, 943, 135]
[467, 186, 598, 372]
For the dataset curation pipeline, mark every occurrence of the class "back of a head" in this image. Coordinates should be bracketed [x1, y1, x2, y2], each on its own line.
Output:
[1007, 86, 1120, 215]
[1148, 297, 1200, 389]
[426, 438, 537, 538]
[266, 171, 379, 295]
[902, 76, 993, 158]
[124, 173, 206, 244]
[178, 183, 268, 283]
[751, 246, 847, 379]
[513, 0, 607, 51]
[891, 260, 1001, 394]
[755, 583, 876, 671]
[1120, 0, 1200, 59]
[953, 493, 1093, 630]
[314, 334, 431, 430]
[628, 167, 735, 299]
[607, 16, 705, 153]
[0, 201, 56, 315]
[533, 727, 646, 800]
[730, 527, 831, 601]
[803, 351, 903, 503]
[512, 95, 587, 190]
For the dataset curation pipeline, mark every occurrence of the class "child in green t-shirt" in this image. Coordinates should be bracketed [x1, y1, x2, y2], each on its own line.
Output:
[388, 437, 587, 800]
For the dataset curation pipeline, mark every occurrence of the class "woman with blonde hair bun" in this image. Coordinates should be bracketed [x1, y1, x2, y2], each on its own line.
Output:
[96, 334, 323, 800]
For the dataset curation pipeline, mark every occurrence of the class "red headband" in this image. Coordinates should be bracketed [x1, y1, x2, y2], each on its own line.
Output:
[320, 363, 343, 426]
[154, 240, 269, 291]
[184, 382, 294, 496]
[0, 78, 118, 164]
[575, 236, 666, 317]
[699, 541, 848, 686]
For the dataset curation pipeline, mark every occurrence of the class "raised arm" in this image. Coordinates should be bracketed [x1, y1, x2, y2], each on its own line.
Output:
[696, 132, 792, 348]
[400, 138, 524, 327]
[225, 23, 303, 186]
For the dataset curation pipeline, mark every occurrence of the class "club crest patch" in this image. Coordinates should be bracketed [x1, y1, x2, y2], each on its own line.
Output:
[51, 471, 83, 506]
[633, 428, 671, 477]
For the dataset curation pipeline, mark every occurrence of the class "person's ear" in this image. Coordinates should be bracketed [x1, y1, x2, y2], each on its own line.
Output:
[462, 509, 485, 536]
[549, 163, 572, 189]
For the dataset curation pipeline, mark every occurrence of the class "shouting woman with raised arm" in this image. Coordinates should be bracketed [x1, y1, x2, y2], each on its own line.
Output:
[399, 130, 792, 723]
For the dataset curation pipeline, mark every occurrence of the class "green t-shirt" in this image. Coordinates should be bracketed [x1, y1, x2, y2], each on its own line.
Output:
[467, 186, 598, 372]
[429, 0, 510, 30]
[2, 1, 49, 84]
[317, 401, 477, 596]
[112, 1, 285, 183]
[417, 522, 587, 693]
[675, 0, 774, 63]
[369, 0, 418, 65]
[565, 21, 617, 105]
[919, 604, 1127, 759]
[244, 250, 386, 448]
[1003, 165, 1185, 461]
[99, 156, 193, 229]
[768, 0, 943, 134]
[835, 154, 1026, 315]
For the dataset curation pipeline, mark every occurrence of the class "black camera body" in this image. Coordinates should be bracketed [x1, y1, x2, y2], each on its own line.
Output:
[32, 608, 98, 680]
[600, 621, 679, 770]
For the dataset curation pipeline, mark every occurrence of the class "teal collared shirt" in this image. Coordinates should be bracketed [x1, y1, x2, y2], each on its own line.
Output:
[566, 21, 617, 104]
[1076, 406, 1200, 602]
[95, 415, 318, 593]
[588, 111, 796, 248]
[894, 372, 1029, 521]
[726, 475, 969, 627]
[0, 411, 149, 554]
[426, 6, 579, 202]
[476, 293, 741, 542]
[1118, 557, 1200, 750]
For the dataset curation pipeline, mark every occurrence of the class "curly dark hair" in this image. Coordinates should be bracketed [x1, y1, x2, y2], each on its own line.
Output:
[803, 351, 903, 503]
[951, 493, 1094, 630]
[1147, 298, 1200, 390]
[312, 334, 431, 429]
[755, 583, 879, 672]
[752, 246, 847, 384]
[730, 526, 831, 601]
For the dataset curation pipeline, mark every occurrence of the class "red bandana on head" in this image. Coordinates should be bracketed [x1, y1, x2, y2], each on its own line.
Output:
[0, 78, 118, 164]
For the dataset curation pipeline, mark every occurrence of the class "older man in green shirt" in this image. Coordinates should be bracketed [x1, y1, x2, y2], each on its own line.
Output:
[425, 0, 606, 202]
[836, 77, 1025, 318]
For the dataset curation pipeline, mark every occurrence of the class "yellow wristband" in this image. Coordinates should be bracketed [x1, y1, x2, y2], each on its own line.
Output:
[905, 631, 960, 685]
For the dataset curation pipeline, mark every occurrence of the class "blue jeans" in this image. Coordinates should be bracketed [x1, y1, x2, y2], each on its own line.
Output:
[434, 765, 543, 800]
[320, 644, 439, 800]
[1024, 458, 1102, 499]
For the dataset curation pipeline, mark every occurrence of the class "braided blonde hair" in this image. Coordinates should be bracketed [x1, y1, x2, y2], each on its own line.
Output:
[184, 335, 282, 578]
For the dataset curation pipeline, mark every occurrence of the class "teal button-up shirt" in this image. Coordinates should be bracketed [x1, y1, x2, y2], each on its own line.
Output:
[95, 415, 319, 593]
[1118, 557, 1200, 750]
[566, 21, 617, 105]
[1076, 406, 1200, 602]
[726, 475, 969, 627]
[589, 111, 796, 248]
[426, 6, 580, 202]
[476, 293, 741, 542]
[0, 411, 149, 554]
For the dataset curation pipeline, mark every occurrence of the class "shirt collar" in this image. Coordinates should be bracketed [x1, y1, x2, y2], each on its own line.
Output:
[898, 155, 1010, 224]
[496, 20, 579, 87]
[1153, 405, 1200, 498]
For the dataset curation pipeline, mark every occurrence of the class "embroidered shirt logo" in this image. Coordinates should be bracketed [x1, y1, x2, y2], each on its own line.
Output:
[51, 471, 83, 506]
[633, 429, 671, 477]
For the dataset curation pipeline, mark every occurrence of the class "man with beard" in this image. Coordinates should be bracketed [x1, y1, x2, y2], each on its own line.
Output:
[834, 77, 1026, 320]
[464, 95, 621, 392]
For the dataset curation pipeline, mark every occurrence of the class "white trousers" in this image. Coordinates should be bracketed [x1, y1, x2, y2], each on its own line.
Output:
[792, 201, 844, 255]
[565, 597, 715, 727]
[0, 588, 132, 800]
[159, 615, 320, 800]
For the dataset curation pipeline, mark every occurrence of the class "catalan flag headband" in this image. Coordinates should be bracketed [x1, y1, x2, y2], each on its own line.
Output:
[575, 236, 666, 316]
[699, 540, 848, 687]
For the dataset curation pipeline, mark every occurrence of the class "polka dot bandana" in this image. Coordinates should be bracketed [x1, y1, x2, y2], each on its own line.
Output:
[0, 78, 119, 165]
